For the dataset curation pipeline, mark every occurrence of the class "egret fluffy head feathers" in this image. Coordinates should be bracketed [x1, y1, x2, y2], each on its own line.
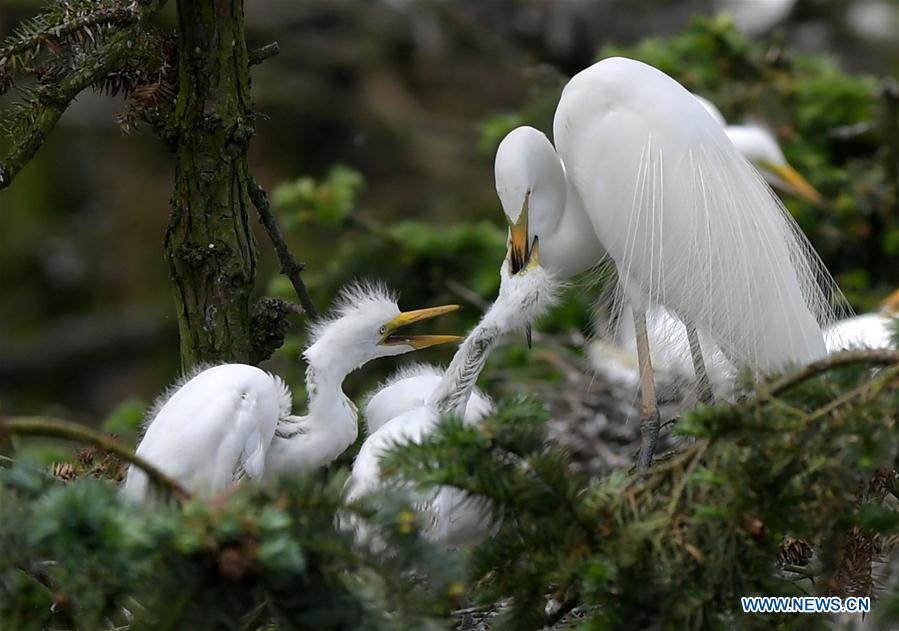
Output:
[493, 240, 559, 331]
[303, 282, 462, 371]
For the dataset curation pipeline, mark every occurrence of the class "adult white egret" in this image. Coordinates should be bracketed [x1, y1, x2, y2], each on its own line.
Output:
[495, 57, 841, 469]
[121, 284, 461, 501]
[596, 95, 824, 395]
[345, 243, 559, 547]
[824, 288, 899, 351]
[717, 0, 796, 36]
[694, 95, 822, 204]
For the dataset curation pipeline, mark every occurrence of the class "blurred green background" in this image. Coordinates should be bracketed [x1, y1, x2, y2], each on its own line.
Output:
[1, 0, 898, 443]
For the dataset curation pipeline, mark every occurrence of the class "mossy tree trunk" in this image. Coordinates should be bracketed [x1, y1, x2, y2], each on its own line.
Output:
[165, 0, 257, 369]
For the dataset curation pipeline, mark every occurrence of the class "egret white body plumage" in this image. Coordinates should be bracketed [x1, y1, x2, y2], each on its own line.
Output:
[364, 363, 493, 436]
[121, 283, 461, 502]
[121, 364, 288, 501]
[495, 57, 842, 466]
[825, 314, 897, 351]
[824, 289, 899, 352]
[595, 93, 823, 392]
[346, 248, 559, 546]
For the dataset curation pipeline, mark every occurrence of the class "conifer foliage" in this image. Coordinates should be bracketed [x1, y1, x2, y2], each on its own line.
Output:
[0, 462, 462, 630]
[386, 350, 899, 629]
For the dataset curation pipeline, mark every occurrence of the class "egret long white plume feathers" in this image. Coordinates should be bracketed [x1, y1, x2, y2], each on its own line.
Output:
[552, 57, 845, 374]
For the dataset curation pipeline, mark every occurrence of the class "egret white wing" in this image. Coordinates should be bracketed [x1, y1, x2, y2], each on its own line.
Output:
[121, 364, 282, 500]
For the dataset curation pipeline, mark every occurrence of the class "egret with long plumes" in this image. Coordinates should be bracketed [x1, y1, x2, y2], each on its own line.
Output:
[346, 243, 559, 547]
[495, 57, 842, 469]
[121, 284, 461, 502]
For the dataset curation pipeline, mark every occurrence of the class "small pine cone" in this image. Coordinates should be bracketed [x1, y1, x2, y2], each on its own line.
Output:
[76, 446, 97, 466]
[49, 462, 77, 481]
[92, 453, 127, 482]
[877, 533, 899, 555]
[829, 526, 875, 599]
[217, 539, 259, 581]
[778, 537, 814, 568]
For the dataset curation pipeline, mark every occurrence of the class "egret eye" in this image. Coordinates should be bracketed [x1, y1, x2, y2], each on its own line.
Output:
[379, 325, 387, 335]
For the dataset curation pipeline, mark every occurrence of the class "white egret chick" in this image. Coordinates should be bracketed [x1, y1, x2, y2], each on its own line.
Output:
[346, 243, 559, 547]
[496, 57, 842, 469]
[263, 286, 461, 481]
[693, 94, 822, 204]
[825, 288, 899, 352]
[121, 364, 289, 501]
[121, 285, 462, 502]
[364, 363, 493, 436]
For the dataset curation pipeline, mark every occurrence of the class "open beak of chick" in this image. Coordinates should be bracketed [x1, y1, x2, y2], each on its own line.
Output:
[378, 304, 463, 349]
[762, 161, 823, 206]
[506, 195, 542, 348]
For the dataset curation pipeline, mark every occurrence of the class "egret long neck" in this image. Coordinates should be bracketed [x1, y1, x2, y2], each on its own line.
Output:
[429, 312, 502, 415]
[541, 180, 606, 278]
[304, 361, 358, 438]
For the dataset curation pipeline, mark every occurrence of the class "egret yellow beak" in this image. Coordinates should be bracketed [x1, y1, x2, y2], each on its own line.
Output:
[763, 162, 822, 205]
[508, 193, 530, 275]
[379, 304, 463, 349]
[879, 287, 899, 316]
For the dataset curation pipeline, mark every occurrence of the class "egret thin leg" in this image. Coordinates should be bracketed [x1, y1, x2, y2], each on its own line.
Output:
[634, 310, 661, 472]
[685, 323, 714, 405]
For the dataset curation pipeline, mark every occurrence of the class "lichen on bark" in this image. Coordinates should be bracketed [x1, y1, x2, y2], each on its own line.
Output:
[165, 0, 258, 368]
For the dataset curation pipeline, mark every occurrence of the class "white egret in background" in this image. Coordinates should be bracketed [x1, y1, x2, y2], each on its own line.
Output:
[346, 243, 559, 547]
[694, 95, 822, 204]
[825, 288, 899, 352]
[496, 57, 842, 470]
[717, 0, 796, 36]
[121, 285, 461, 502]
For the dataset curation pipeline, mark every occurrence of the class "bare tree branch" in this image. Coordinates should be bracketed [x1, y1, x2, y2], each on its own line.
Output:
[248, 42, 280, 67]
[249, 176, 319, 318]
[759, 349, 899, 399]
[0, 416, 189, 502]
